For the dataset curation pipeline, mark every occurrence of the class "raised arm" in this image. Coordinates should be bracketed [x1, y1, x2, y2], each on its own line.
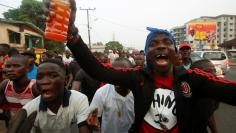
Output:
[188, 68, 236, 105]
[67, 37, 141, 89]
[0, 79, 9, 106]
[43, 0, 141, 89]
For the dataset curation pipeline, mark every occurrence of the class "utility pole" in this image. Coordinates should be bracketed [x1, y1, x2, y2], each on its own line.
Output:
[80, 7, 96, 49]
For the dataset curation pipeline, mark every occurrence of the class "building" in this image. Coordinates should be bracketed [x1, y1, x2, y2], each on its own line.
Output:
[216, 15, 236, 44]
[0, 18, 44, 52]
[170, 25, 186, 46]
[91, 42, 105, 53]
[186, 17, 217, 50]
[171, 14, 236, 50]
[218, 38, 236, 50]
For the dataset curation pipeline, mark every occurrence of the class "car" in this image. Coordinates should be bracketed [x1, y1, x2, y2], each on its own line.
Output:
[190, 52, 223, 77]
[226, 49, 236, 66]
[190, 53, 202, 63]
[193, 50, 230, 75]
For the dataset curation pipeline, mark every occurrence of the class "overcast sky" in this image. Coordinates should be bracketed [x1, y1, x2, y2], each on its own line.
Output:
[0, 0, 236, 50]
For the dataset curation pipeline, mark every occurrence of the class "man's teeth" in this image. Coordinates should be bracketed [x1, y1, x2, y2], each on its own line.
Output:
[156, 54, 166, 58]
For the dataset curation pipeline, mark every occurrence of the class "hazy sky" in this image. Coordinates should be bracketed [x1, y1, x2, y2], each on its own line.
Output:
[0, 0, 236, 50]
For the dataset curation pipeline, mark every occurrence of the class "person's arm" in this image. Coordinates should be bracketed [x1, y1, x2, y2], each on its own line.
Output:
[44, 0, 141, 89]
[208, 115, 218, 133]
[67, 37, 141, 89]
[8, 98, 39, 133]
[87, 87, 106, 131]
[188, 68, 236, 105]
[8, 109, 37, 133]
[0, 79, 9, 106]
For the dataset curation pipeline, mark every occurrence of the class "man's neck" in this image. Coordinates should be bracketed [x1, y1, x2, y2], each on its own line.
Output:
[115, 88, 130, 97]
[13, 77, 30, 93]
[47, 97, 63, 114]
[154, 66, 173, 77]
[182, 58, 191, 65]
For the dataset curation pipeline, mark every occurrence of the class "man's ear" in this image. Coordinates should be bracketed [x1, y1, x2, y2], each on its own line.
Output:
[25, 66, 30, 73]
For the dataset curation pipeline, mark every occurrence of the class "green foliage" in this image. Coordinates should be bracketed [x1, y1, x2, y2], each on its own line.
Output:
[105, 41, 124, 51]
[3, 0, 65, 53]
[3, 0, 45, 30]
[44, 39, 65, 53]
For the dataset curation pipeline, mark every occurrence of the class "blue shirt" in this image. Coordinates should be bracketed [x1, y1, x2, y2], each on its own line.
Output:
[27, 65, 38, 79]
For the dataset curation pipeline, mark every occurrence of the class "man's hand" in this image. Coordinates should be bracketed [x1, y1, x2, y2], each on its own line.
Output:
[87, 108, 100, 131]
[42, 0, 78, 40]
[7, 109, 37, 133]
[168, 47, 180, 66]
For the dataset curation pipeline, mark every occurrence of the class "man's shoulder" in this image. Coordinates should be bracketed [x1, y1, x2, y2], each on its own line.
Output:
[70, 90, 88, 100]
[69, 90, 89, 109]
[96, 84, 114, 94]
[23, 96, 40, 110]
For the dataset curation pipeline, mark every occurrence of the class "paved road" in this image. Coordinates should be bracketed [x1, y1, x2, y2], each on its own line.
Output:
[214, 66, 236, 133]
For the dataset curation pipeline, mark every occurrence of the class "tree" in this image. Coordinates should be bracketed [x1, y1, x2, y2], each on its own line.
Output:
[3, 0, 65, 53]
[44, 40, 65, 53]
[3, 0, 45, 30]
[105, 41, 124, 51]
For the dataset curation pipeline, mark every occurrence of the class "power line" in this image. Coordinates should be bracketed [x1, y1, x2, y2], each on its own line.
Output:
[91, 15, 146, 33]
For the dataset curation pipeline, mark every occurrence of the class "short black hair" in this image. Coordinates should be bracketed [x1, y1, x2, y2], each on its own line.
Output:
[21, 51, 36, 59]
[9, 54, 29, 66]
[42, 52, 51, 58]
[54, 56, 63, 61]
[112, 57, 133, 68]
[190, 59, 212, 70]
[93, 52, 106, 58]
[190, 59, 216, 74]
[40, 59, 66, 73]
[8, 48, 19, 57]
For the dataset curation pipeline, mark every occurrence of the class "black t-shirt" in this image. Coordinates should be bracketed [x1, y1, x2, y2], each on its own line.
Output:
[74, 69, 100, 103]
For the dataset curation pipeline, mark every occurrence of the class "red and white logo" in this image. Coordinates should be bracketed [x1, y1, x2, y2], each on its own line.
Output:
[180, 81, 192, 97]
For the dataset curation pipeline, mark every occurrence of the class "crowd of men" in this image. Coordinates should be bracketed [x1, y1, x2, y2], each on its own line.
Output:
[0, 36, 230, 133]
[0, 42, 146, 133]
[0, 0, 236, 132]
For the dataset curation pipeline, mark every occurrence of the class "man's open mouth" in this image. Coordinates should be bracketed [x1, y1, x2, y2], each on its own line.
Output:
[41, 88, 53, 100]
[155, 54, 169, 66]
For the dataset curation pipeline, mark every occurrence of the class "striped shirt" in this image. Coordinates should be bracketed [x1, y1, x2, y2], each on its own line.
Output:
[4, 79, 36, 113]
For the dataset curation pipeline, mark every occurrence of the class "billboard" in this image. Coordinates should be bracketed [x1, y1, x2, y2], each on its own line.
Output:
[188, 22, 216, 41]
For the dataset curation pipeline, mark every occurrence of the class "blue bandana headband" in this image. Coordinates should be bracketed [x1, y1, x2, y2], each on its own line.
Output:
[144, 27, 177, 55]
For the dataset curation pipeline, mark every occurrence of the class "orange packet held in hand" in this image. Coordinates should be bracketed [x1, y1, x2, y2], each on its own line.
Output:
[44, 0, 71, 42]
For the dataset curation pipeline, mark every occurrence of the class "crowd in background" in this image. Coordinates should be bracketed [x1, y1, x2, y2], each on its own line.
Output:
[0, 43, 146, 132]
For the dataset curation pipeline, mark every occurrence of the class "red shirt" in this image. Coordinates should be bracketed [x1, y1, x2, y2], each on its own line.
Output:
[140, 74, 179, 133]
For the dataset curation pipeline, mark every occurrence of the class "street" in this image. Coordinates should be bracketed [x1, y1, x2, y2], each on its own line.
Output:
[214, 66, 236, 133]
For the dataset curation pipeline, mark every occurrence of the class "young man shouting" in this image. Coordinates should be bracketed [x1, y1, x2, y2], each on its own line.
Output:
[9, 59, 91, 133]
[45, 1, 236, 132]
